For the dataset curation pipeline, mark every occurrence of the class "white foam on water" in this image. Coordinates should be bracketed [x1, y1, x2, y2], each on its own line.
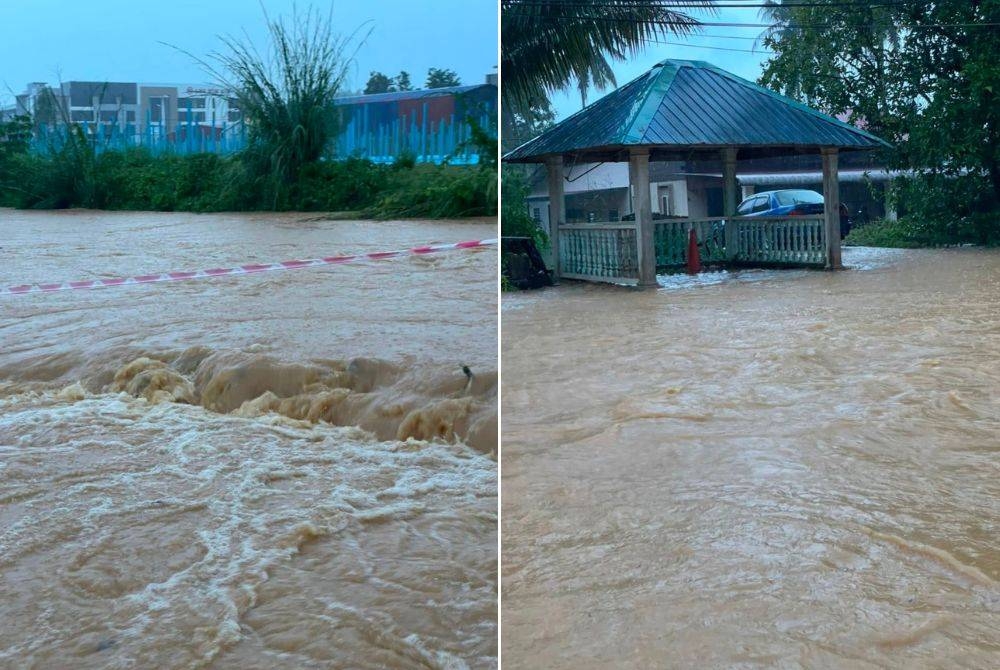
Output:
[0, 392, 496, 668]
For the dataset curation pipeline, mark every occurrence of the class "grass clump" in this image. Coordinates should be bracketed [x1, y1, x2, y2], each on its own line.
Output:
[196, 6, 364, 208]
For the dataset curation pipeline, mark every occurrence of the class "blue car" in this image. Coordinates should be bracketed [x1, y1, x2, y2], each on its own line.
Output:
[737, 189, 851, 238]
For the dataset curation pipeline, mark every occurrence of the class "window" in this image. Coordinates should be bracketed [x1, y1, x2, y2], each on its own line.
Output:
[70, 110, 93, 122]
[751, 196, 771, 214]
[150, 98, 164, 122]
[658, 184, 673, 215]
[532, 208, 541, 222]
[737, 198, 754, 215]
[775, 190, 823, 206]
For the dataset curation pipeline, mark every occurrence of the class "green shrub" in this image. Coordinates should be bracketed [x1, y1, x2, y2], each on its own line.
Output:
[291, 158, 388, 211]
[367, 164, 497, 219]
[0, 145, 496, 218]
[500, 166, 547, 248]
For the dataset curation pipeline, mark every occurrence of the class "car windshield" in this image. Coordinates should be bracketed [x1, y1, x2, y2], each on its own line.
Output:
[774, 190, 824, 206]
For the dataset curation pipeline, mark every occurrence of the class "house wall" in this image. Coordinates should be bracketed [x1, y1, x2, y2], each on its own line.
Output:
[565, 188, 629, 223]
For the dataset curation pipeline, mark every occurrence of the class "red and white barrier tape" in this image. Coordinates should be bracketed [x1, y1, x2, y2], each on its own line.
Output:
[2, 238, 497, 296]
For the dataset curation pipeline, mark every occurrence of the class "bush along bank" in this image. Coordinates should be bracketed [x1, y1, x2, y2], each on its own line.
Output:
[0, 147, 497, 219]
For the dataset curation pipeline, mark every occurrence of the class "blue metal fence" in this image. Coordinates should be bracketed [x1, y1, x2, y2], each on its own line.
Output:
[29, 108, 492, 165]
[334, 109, 492, 165]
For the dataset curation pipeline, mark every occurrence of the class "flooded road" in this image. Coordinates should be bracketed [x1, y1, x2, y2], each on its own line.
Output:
[501, 247, 1000, 669]
[0, 209, 497, 669]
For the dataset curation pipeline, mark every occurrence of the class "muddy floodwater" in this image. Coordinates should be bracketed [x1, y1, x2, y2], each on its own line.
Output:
[502, 247, 1000, 669]
[0, 209, 497, 669]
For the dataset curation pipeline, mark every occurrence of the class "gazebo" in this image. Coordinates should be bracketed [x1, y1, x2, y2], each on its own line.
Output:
[504, 59, 891, 287]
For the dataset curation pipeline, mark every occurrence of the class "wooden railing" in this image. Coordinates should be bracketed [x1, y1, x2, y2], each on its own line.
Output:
[653, 218, 728, 269]
[555, 216, 825, 286]
[732, 216, 826, 266]
[558, 223, 639, 284]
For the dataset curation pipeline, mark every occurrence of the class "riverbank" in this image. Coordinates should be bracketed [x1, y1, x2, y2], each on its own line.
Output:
[0, 149, 497, 219]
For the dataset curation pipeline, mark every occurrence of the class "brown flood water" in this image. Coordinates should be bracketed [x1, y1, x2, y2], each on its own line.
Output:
[0, 209, 497, 669]
[502, 247, 1000, 669]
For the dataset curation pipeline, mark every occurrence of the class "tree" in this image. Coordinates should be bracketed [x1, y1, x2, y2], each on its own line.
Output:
[364, 71, 395, 94]
[759, 0, 1000, 219]
[757, 1, 911, 155]
[501, 0, 709, 115]
[395, 71, 413, 91]
[426, 68, 461, 89]
[502, 96, 555, 153]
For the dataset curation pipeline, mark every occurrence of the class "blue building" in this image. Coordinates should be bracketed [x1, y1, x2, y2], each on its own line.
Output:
[332, 83, 497, 164]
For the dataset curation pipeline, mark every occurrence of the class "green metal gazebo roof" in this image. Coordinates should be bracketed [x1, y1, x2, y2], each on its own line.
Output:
[504, 59, 891, 163]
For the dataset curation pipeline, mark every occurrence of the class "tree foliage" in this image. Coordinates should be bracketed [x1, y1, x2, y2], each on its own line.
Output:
[501, 0, 710, 115]
[759, 0, 1000, 218]
[364, 71, 394, 94]
[425, 68, 462, 89]
[395, 71, 413, 91]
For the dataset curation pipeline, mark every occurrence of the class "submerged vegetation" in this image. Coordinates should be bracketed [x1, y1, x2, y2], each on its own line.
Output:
[0, 7, 496, 219]
[0, 148, 496, 218]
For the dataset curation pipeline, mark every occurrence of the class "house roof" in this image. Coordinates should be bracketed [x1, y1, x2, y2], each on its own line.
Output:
[504, 59, 891, 163]
[333, 84, 495, 106]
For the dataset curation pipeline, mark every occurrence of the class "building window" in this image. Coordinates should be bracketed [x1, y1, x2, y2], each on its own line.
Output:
[70, 110, 93, 122]
[532, 208, 541, 222]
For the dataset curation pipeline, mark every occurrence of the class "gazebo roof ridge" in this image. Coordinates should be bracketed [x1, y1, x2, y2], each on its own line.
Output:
[504, 59, 892, 163]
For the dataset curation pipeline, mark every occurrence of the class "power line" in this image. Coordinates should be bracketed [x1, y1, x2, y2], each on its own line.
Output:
[642, 38, 774, 53]
[503, 12, 1000, 30]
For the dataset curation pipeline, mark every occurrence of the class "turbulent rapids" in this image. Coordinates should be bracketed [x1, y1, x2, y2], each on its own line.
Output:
[502, 246, 1000, 669]
[0, 210, 497, 669]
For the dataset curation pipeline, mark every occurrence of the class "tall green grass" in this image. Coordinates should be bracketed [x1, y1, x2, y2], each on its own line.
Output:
[191, 6, 368, 207]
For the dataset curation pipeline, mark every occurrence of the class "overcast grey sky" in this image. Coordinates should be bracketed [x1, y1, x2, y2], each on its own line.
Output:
[547, 6, 774, 121]
[0, 0, 498, 105]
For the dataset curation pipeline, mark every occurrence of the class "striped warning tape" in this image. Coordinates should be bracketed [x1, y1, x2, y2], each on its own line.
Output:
[2, 238, 497, 296]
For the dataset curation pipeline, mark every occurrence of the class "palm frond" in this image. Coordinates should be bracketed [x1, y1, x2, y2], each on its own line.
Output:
[501, 0, 714, 113]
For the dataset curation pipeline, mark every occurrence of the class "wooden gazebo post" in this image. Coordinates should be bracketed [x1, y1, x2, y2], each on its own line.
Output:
[821, 147, 843, 269]
[722, 147, 739, 259]
[546, 155, 564, 280]
[629, 148, 657, 287]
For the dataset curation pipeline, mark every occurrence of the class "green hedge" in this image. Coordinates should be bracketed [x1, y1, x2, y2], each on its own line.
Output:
[0, 148, 496, 218]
